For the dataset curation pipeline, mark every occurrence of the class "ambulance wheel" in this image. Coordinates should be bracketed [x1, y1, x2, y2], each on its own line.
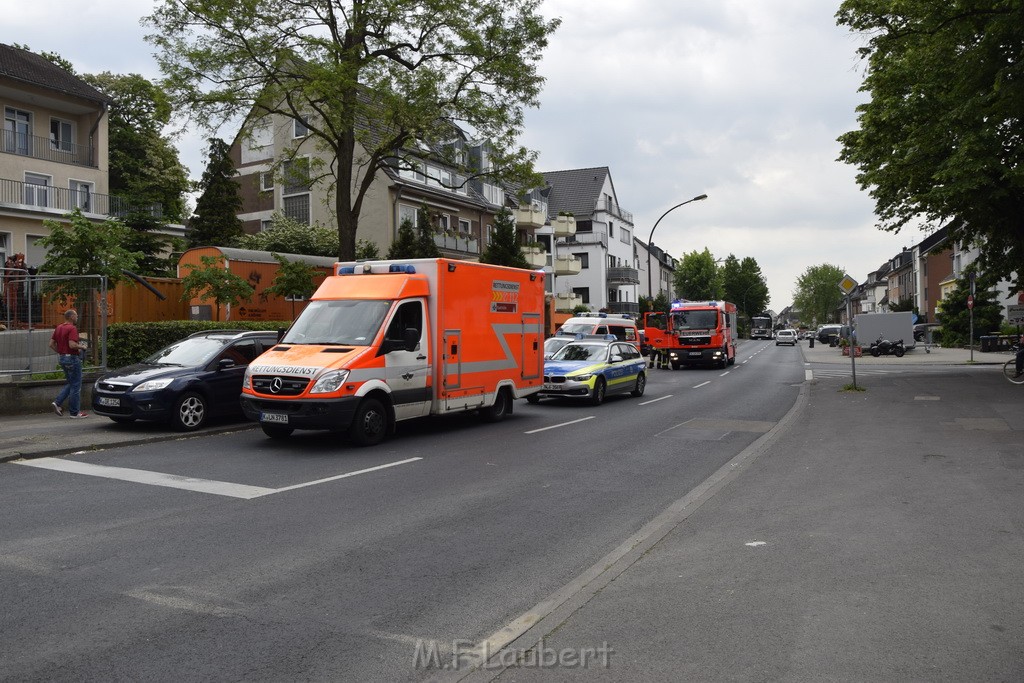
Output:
[481, 387, 512, 422]
[348, 397, 389, 446]
[590, 378, 607, 406]
[631, 372, 646, 397]
[261, 425, 293, 439]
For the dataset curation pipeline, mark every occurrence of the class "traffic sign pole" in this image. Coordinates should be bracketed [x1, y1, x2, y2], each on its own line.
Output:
[838, 274, 859, 389]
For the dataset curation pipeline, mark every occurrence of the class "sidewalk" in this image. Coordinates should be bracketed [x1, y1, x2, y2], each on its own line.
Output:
[801, 338, 1005, 365]
[456, 344, 1024, 681]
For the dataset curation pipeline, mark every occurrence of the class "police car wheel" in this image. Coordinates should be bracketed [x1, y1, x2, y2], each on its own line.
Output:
[349, 397, 388, 446]
[590, 378, 607, 406]
[631, 372, 646, 397]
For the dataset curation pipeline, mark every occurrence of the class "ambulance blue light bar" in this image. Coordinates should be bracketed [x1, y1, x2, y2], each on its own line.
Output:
[336, 263, 416, 275]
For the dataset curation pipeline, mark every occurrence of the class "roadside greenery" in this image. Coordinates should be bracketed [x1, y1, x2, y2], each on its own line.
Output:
[179, 255, 255, 321]
[264, 253, 318, 320]
[937, 265, 1003, 346]
[107, 320, 287, 369]
[792, 264, 846, 326]
[480, 208, 530, 269]
[189, 137, 243, 247]
[674, 249, 722, 301]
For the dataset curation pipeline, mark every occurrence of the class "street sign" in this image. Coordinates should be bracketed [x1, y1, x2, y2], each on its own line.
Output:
[1008, 304, 1024, 324]
[967, 294, 974, 310]
[838, 274, 858, 295]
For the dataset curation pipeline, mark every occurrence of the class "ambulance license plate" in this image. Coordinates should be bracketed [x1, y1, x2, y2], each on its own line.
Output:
[97, 396, 120, 407]
[261, 412, 289, 424]
[688, 351, 702, 357]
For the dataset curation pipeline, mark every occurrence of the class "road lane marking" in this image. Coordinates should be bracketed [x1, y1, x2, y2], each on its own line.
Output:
[524, 416, 595, 434]
[638, 395, 672, 406]
[806, 369, 813, 381]
[14, 456, 423, 499]
[692, 381, 711, 388]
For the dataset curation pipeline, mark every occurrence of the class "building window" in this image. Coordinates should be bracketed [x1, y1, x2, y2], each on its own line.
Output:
[282, 194, 310, 225]
[621, 227, 631, 244]
[282, 158, 310, 193]
[609, 221, 614, 239]
[572, 287, 590, 304]
[5, 107, 31, 155]
[574, 252, 588, 269]
[260, 219, 273, 232]
[69, 180, 93, 212]
[486, 223, 494, 245]
[0, 232, 10, 266]
[398, 203, 419, 229]
[50, 118, 73, 152]
[438, 214, 450, 232]
[294, 118, 309, 138]
[458, 219, 471, 235]
[260, 172, 274, 191]
[242, 117, 273, 164]
[24, 173, 50, 207]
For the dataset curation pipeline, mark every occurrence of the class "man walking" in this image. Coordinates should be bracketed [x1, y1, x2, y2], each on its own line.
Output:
[49, 309, 88, 418]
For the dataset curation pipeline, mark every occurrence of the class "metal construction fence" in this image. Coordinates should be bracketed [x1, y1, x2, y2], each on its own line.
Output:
[0, 270, 107, 377]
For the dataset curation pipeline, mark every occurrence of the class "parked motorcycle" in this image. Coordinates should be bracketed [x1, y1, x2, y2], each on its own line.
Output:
[869, 335, 905, 357]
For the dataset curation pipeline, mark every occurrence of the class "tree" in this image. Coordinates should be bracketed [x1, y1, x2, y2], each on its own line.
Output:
[480, 208, 529, 268]
[836, 1, 1024, 291]
[937, 265, 1003, 346]
[386, 218, 419, 259]
[414, 206, 443, 259]
[792, 264, 846, 326]
[673, 249, 722, 301]
[235, 214, 340, 257]
[180, 255, 255, 321]
[356, 240, 381, 260]
[888, 297, 916, 314]
[147, 0, 560, 261]
[189, 138, 243, 247]
[264, 253, 318, 319]
[721, 254, 770, 320]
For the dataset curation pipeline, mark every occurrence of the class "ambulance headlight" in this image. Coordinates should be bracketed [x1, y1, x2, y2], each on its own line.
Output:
[242, 368, 252, 390]
[310, 369, 350, 394]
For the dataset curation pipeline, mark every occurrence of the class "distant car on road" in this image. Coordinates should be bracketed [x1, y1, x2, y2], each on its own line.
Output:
[530, 337, 646, 406]
[92, 330, 279, 431]
[775, 329, 798, 346]
[817, 324, 842, 344]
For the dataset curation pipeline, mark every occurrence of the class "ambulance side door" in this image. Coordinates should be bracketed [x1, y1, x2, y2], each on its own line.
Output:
[382, 299, 431, 420]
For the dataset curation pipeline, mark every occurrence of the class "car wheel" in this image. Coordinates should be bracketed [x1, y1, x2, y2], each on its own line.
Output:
[631, 372, 646, 397]
[110, 417, 135, 424]
[526, 394, 541, 404]
[348, 397, 389, 446]
[261, 424, 294, 439]
[590, 377, 607, 406]
[172, 392, 208, 432]
[480, 387, 512, 422]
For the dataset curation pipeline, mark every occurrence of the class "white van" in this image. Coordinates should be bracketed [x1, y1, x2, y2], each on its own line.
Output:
[556, 314, 640, 345]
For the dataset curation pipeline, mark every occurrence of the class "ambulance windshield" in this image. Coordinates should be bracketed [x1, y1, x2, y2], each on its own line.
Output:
[282, 299, 391, 345]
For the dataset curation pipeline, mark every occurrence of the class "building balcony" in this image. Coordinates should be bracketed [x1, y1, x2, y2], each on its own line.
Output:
[2, 130, 96, 167]
[515, 206, 546, 229]
[553, 214, 576, 237]
[522, 245, 547, 268]
[554, 291, 581, 312]
[607, 266, 640, 285]
[594, 197, 633, 224]
[554, 255, 582, 276]
[606, 301, 640, 316]
[433, 233, 479, 254]
[0, 177, 162, 218]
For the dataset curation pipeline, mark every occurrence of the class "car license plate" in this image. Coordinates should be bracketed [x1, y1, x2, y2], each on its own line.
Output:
[543, 383, 557, 391]
[97, 396, 120, 407]
[688, 351, 702, 357]
[261, 412, 289, 424]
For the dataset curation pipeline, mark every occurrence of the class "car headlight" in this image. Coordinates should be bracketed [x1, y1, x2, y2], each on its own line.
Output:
[242, 368, 252, 390]
[309, 369, 350, 394]
[571, 373, 595, 382]
[133, 377, 174, 392]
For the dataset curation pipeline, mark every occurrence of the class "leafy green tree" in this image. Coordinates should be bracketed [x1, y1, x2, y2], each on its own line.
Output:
[356, 239, 381, 260]
[721, 254, 770, 320]
[264, 253, 318, 319]
[673, 248, 722, 301]
[937, 266, 1003, 346]
[235, 214, 339, 257]
[792, 263, 846, 326]
[387, 218, 419, 259]
[836, 1, 1024, 291]
[189, 138, 243, 247]
[147, 0, 560, 261]
[415, 206, 443, 259]
[888, 297, 916, 314]
[480, 208, 529, 268]
[180, 255, 255, 321]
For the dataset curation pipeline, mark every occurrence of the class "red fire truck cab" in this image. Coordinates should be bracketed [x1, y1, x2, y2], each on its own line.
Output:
[644, 300, 738, 369]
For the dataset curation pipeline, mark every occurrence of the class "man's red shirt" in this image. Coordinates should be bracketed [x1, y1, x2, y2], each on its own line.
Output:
[51, 322, 79, 355]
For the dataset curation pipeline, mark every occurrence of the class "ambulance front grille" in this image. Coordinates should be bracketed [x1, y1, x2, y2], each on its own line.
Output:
[252, 376, 310, 396]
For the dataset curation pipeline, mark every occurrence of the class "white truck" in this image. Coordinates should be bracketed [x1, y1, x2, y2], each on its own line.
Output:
[853, 311, 916, 351]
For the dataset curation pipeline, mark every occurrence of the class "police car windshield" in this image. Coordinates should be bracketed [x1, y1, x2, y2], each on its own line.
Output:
[282, 299, 391, 345]
[672, 310, 717, 330]
[552, 342, 608, 362]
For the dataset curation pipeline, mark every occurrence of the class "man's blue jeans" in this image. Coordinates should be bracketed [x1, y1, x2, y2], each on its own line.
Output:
[55, 354, 83, 415]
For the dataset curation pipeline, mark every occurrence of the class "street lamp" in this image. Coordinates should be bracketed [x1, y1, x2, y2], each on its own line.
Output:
[646, 194, 708, 307]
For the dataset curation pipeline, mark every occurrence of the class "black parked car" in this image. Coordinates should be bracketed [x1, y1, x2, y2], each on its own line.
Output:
[92, 330, 279, 431]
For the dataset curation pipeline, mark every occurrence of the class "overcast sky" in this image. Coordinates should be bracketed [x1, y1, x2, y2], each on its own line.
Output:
[12, 0, 926, 312]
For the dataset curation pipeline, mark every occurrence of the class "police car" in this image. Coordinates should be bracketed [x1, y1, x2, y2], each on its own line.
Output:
[528, 336, 647, 406]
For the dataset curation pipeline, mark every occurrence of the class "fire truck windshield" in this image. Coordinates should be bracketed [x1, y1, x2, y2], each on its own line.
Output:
[671, 310, 718, 330]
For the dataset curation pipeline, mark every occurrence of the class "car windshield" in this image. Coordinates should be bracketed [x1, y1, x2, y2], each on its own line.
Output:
[145, 337, 227, 366]
[544, 337, 573, 358]
[552, 343, 608, 362]
[282, 299, 391, 345]
[559, 323, 598, 335]
[671, 310, 717, 330]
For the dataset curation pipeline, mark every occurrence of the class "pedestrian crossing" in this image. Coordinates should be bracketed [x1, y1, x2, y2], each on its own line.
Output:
[807, 364, 994, 381]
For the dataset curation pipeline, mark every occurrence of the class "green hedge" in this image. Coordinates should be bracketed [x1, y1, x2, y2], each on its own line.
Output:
[107, 320, 291, 368]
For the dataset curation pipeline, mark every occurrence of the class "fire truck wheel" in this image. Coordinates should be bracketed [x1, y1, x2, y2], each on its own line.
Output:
[481, 387, 512, 422]
[671, 361, 681, 371]
[590, 378, 607, 406]
[261, 424, 294, 439]
[631, 372, 646, 397]
[349, 397, 389, 446]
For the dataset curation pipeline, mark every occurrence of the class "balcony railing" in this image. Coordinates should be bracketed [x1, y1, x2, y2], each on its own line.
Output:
[433, 233, 479, 254]
[0, 178, 162, 218]
[2, 130, 96, 167]
[594, 197, 633, 224]
[606, 301, 640, 316]
[607, 266, 640, 285]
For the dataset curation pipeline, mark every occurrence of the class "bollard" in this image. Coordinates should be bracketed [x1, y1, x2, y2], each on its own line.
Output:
[809, 337, 814, 348]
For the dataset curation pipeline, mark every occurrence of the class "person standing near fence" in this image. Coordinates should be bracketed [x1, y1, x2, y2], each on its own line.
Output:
[49, 309, 88, 418]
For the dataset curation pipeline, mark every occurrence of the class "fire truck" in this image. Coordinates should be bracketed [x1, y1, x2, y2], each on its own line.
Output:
[642, 300, 738, 369]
